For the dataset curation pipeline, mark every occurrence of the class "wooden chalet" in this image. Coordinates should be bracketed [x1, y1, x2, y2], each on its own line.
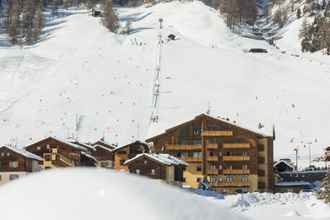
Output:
[91, 144, 114, 168]
[113, 141, 150, 171]
[91, 139, 116, 151]
[146, 114, 274, 193]
[0, 146, 43, 185]
[124, 153, 187, 183]
[325, 146, 330, 161]
[24, 137, 88, 169]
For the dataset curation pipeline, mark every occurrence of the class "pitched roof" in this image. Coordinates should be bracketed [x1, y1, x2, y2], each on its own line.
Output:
[92, 140, 116, 149]
[146, 113, 272, 142]
[113, 140, 149, 153]
[25, 137, 87, 151]
[93, 144, 114, 153]
[124, 153, 188, 166]
[273, 160, 295, 169]
[1, 146, 43, 161]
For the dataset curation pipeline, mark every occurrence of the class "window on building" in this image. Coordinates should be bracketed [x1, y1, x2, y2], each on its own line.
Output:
[144, 160, 148, 165]
[209, 151, 214, 157]
[242, 151, 249, 156]
[241, 176, 249, 182]
[100, 161, 109, 168]
[151, 169, 156, 175]
[9, 174, 19, 181]
[9, 161, 18, 168]
[196, 178, 201, 183]
[136, 169, 140, 175]
[242, 165, 248, 170]
[193, 127, 201, 136]
[196, 165, 202, 172]
[0, 152, 4, 157]
[6, 152, 10, 157]
[46, 144, 50, 150]
[43, 153, 52, 161]
[37, 146, 41, 151]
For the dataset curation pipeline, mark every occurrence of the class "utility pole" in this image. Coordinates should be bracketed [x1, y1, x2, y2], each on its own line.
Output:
[150, 18, 163, 124]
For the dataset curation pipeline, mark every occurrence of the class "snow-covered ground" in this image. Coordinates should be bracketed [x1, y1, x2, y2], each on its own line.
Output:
[0, 168, 246, 220]
[0, 1, 330, 160]
[0, 168, 329, 220]
[209, 192, 330, 220]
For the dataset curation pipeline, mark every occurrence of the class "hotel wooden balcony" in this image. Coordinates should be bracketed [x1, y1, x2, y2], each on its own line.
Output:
[212, 182, 250, 187]
[202, 130, 233, 137]
[223, 143, 250, 149]
[206, 144, 218, 149]
[223, 156, 250, 161]
[165, 144, 202, 151]
[181, 157, 202, 163]
[223, 169, 250, 174]
[207, 156, 219, 161]
[208, 170, 219, 175]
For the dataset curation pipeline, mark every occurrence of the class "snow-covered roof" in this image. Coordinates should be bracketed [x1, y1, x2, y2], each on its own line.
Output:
[81, 151, 97, 161]
[1, 146, 43, 161]
[147, 114, 272, 142]
[273, 159, 295, 169]
[124, 153, 188, 166]
[93, 144, 114, 153]
[25, 137, 88, 152]
[114, 140, 149, 152]
[92, 140, 116, 148]
[50, 137, 88, 151]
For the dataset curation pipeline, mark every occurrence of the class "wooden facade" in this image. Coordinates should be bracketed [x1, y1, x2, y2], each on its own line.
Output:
[92, 145, 114, 168]
[113, 141, 150, 171]
[146, 114, 274, 193]
[0, 146, 42, 185]
[25, 137, 87, 168]
[124, 153, 186, 183]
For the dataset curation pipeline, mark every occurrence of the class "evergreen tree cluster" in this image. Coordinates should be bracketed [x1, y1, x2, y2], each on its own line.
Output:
[219, 0, 258, 29]
[6, 0, 44, 45]
[300, 4, 330, 54]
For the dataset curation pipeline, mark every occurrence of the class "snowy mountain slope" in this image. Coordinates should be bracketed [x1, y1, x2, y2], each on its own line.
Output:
[0, 1, 330, 160]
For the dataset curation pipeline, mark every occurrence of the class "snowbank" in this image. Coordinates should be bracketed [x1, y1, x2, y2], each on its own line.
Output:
[0, 168, 246, 220]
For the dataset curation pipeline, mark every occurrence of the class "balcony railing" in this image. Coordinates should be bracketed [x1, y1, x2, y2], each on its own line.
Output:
[223, 169, 250, 174]
[207, 156, 219, 161]
[206, 144, 218, 149]
[165, 144, 202, 151]
[202, 131, 233, 137]
[181, 157, 202, 163]
[208, 170, 218, 175]
[223, 156, 250, 161]
[212, 182, 250, 187]
[223, 143, 250, 149]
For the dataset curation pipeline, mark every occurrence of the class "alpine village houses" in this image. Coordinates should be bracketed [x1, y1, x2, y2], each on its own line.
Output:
[146, 114, 275, 193]
[0, 146, 43, 185]
[0, 113, 276, 194]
